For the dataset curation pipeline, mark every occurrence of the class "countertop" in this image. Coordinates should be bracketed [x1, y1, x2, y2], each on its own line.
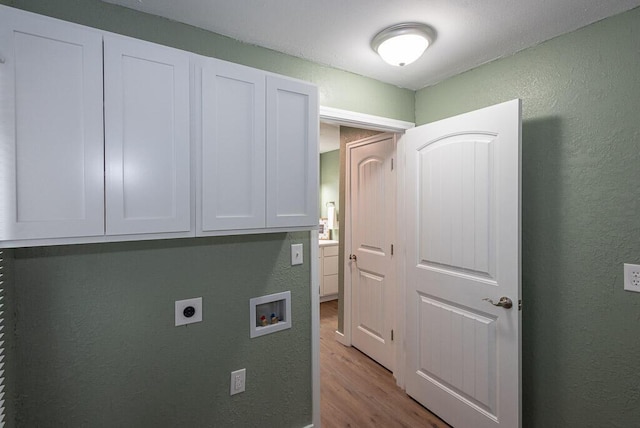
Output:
[319, 239, 339, 247]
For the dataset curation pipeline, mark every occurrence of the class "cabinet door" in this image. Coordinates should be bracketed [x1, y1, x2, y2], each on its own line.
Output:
[198, 59, 265, 231]
[0, 8, 104, 241]
[323, 274, 339, 296]
[266, 76, 318, 228]
[104, 35, 191, 235]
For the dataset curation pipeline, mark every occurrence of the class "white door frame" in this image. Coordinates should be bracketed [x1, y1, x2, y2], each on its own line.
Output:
[310, 106, 413, 427]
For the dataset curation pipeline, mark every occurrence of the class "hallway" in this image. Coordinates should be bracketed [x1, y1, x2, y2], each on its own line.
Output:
[320, 301, 450, 428]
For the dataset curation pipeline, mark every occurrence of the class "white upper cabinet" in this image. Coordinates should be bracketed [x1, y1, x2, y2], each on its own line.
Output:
[196, 61, 319, 233]
[266, 76, 319, 228]
[104, 35, 192, 236]
[0, 7, 104, 241]
[197, 59, 266, 232]
[0, 6, 319, 247]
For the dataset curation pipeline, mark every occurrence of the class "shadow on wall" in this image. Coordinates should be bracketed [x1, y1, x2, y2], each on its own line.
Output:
[521, 116, 566, 424]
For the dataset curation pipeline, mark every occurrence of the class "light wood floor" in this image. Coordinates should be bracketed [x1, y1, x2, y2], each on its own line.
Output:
[320, 300, 451, 428]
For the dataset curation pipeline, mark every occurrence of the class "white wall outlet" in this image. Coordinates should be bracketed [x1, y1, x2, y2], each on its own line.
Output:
[175, 297, 203, 326]
[291, 243, 303, 265]
[624, 263, 640, 293]
[230, 368, 246, 395]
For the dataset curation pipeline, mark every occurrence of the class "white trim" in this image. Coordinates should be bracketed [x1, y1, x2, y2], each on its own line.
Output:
[342, 140, 354, 348]
[0, 226, 318, 249]
[310, 230, 320, 428]
[394, 135, 407, 389]
[320, 106, 414, 133]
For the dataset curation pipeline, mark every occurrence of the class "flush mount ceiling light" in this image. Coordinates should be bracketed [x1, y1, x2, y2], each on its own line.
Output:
[371, 23, 435, 67]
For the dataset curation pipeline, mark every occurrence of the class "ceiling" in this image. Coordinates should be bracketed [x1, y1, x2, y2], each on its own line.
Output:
[103, 0, 640, 90]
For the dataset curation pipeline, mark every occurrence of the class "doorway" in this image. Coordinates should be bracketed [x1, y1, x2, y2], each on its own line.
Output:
[345, 133, 396, 371]
[312, 106, 413, 426]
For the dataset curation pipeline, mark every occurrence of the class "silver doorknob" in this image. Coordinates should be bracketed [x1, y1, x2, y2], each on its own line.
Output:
[483, 297, 513, 309]
[349, 254, 357, 261]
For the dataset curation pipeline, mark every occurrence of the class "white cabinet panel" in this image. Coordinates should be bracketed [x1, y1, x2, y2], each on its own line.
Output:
[198, 59, 266, 231]
[104, 35, 191, 235]
[0, 8, 104, 241]
[323, 274, 339, 296]
[320, 243, 339, 299]
[266, 76, 318, 228]
[323, 254, 338, 276]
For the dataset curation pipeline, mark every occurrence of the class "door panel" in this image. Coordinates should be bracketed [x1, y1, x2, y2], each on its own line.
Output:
[349, 135, 395, 371]
[404, 99, 521, 428]
[0, 8, 104, 240]
[417, 294, 497, 415]
[104, 35, 191, 235]
[356, 270, 385, 338]
[199, 59, 266, 231]
[419, 135, 494, 277]
[266, 76, 318, 228]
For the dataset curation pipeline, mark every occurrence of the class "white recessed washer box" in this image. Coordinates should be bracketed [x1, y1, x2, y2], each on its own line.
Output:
[175, 297, 203, 326]
[249, 291, 291, 338]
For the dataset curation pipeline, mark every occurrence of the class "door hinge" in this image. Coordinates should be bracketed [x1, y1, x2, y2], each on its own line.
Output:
[391, 244, 394, 255]
[519, 299, 522, 311]
[391, 329, 394, 341]
[391, 158, 394, 171]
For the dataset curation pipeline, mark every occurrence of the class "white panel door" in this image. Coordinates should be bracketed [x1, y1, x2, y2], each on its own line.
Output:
[198, 59, 266, 232]
[403, 100, 521, 428]
[349, 135, 395, 371]
[266, 76, 318, 228]
[0, 7, 104, 241]
[104, 35, 191, 235]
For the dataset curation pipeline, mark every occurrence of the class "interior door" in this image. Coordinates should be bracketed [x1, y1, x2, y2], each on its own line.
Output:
[349, 134, 396, 371]
[403, 100, 521, 428]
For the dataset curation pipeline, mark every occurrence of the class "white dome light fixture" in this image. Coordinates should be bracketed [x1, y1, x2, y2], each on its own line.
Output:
[371, 23, 436, 67]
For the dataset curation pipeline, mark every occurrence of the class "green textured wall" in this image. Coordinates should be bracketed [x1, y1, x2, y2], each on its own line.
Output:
[11, 234, 311, 426]
[416, 8, 640, 427]
[0, 0, 414, 122]
[0, 249, 16, 424]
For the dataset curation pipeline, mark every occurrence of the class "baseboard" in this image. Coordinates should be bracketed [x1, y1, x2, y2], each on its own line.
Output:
[320, 294, 337, 303]
[334, 329, 349, 346]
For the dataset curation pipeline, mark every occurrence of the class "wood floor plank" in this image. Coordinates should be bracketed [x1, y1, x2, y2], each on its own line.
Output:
[320, 300, 451, 428]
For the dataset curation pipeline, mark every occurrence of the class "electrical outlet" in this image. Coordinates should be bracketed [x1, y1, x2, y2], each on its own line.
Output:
[175, 297, 203, 326]
[291, 243, 303, 265]
[230, 368, 246, 395]
[624, 263, 640, 293]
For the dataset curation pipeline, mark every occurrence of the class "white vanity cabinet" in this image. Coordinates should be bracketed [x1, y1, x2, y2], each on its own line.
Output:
[0, 7, 105, 241]
[196, 59, 266, 232]
[196, 59, 318, 234]
[104, 35, 192, 236]
[320, 241, 339, 300]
